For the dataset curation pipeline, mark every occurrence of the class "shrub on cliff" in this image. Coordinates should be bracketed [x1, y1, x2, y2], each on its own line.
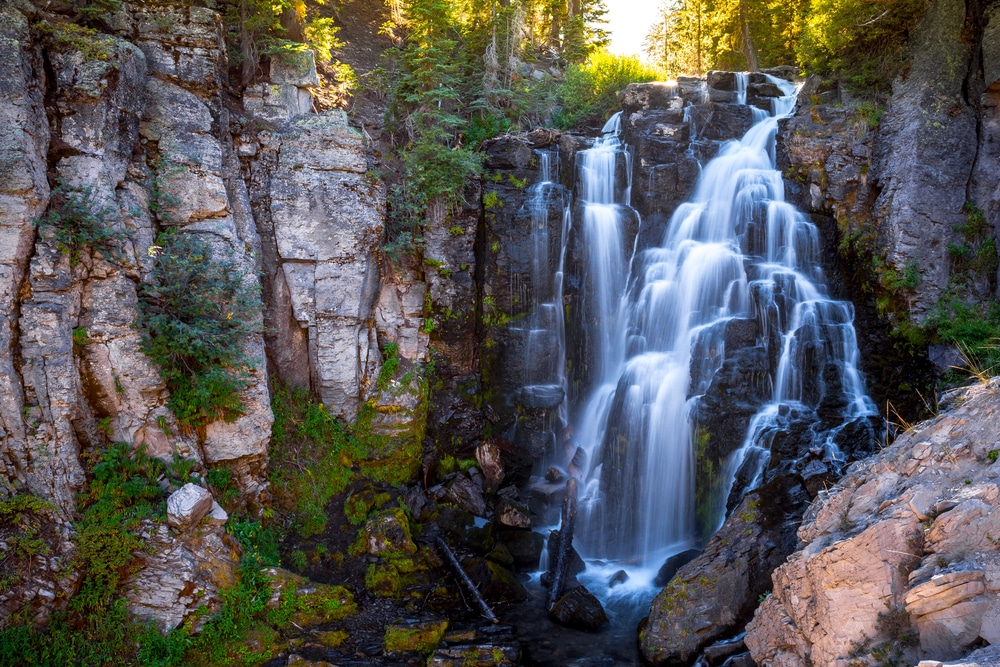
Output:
[554, 50, 663, 129]
[138, 231, 261, 429]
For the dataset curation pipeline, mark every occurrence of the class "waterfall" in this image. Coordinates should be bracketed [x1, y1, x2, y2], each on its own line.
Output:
[572, 75, 878, 566]
[515, 149, 572, 453]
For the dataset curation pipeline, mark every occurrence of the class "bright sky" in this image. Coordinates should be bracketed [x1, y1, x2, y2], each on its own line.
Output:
[605, 0, 663, 60]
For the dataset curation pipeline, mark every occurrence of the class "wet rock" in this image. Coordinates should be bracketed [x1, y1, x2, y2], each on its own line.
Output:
[496, 529, 545, 572]
[799, 459, 834, 497]
[495, 496, 531, 529]
[461, 558, 527, 603]
[544, 467, 566, 483]
[702, 634, 747, 664]
[446, 473, 488, 517]
[549, 586, 609, 630]
[545, 529, 586, 578]
[608, 570, 629, 588]
[689, 103, 757, 142]
[567, 447, 587, 481]
[653, 548, 701, 587]
[362, 508, 417, 557]
[515, 384, 565, 409]
[166, 483, 214, 531]
[641, 477, 807, 665]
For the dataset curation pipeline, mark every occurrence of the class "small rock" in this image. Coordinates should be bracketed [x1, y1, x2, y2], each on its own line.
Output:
[544, 467, 565, 483]
[476, 438, 505, 491]
[166, 483, 214, 531]
[495, 496, 531, 529]
[204, 501, 228, 527]
[446, 474, 488, 517]
[549, 586, 608, 630]
[608, 570, 629, 588]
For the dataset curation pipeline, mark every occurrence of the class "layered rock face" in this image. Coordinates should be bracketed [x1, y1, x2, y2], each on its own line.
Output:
[747, 378, 1000, 665]
[0, 0, 386, 629]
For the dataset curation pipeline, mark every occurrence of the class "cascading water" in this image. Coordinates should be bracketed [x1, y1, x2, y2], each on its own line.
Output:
[571, 74, 878, 571]
[513, 149, 572, 452]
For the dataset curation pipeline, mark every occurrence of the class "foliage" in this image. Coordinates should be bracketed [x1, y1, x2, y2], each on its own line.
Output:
[35, 183, 126, 267]
[34, 20, 120, 63]
[925, 296, 1000, 382]
[554, 50, 663, 129]
[645, 0, 927, 96]
[79, 0, 123, 20]
[798, 0, 927, 94]
[645, 0, 806, 76]
[0, 444, 169, 667]
[269, 386, 362, 537]
[0, 494, 55, 591]
[382, 0, 610, 260]
[138, 231, 261, 429]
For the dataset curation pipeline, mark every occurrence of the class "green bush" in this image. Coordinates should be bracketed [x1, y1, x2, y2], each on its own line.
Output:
[139, 231, 261, 429]
[35, 183, 126, 267]
[554, 50, 663, 129]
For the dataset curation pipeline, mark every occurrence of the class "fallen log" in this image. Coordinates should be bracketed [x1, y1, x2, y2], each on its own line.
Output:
[547, 476, 578, 612]
[434, 535, 499, 624]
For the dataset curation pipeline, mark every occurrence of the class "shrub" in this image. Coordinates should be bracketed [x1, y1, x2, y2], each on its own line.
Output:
[35, 183, 126, 267]
[139, 231, 261, 429]
[554, 50, 663, 129]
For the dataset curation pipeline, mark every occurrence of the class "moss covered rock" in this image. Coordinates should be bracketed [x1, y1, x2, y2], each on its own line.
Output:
[384, 619, 449, 653]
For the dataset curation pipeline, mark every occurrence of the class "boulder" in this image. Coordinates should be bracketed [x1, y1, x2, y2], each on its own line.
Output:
[495, 496, 531, 529]
[361, 508, 417, 557]
[549, 586, 608, 630]
[461, 558, 527, 603]
[496, 529, 545, 571]
[166, 483, 214, 531]
[446, 473, 488, 517]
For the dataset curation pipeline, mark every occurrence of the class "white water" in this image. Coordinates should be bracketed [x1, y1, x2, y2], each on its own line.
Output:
[570, 75, 878, 569]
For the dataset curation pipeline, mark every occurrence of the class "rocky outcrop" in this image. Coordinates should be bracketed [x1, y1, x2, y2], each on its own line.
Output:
[640, 477, 807, 665]
[746, 378, 1000, 665]
[870, 0, 980, 320]
[252, 110, 383, 422]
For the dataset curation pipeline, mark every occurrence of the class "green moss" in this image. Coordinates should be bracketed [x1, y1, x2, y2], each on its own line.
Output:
[383, 621, 448, 653]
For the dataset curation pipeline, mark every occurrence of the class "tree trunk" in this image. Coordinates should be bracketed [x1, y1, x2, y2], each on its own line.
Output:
[739, 0, 759, 71]
[546, 477, 579, 611]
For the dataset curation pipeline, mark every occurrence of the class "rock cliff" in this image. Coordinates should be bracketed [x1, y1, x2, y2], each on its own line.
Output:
[747, 378, 1000, 665]
[0, 0, 389, 630]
